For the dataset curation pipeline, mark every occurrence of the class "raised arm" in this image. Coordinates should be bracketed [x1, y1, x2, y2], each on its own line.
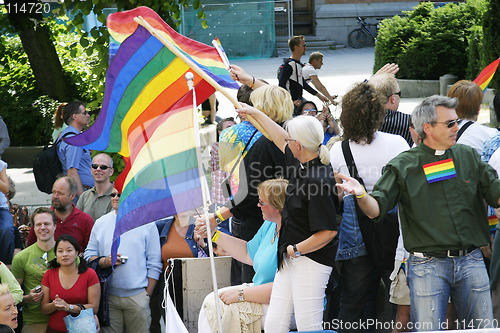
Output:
[229, 64, 266, 90]
[236, 104, 288, 154]
[336, 173, 381, 218]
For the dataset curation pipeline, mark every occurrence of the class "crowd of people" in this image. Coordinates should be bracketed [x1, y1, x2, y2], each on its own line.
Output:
[1, 34, 500, 333]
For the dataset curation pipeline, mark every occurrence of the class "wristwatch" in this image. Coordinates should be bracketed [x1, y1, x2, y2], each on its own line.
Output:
[68, 304, 74, 313]
[238, 289, 245, 302]
[293, 244, 301, 257]
[215, 216, 223, 225]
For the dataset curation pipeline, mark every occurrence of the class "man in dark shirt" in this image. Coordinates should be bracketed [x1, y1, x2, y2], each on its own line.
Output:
[338, 95, 500, 330]
[278, 35, 328, 111]
[369, 72, 413, 146]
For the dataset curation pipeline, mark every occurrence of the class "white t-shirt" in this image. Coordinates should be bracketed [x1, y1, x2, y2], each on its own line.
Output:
[457, 121, 497, 155]
[488, 147, 500, 174]
[302, 63, 317, 84]
[330, 131, 410, 193]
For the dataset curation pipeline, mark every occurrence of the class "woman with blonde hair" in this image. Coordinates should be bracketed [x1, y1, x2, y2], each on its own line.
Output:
[0, 283, 18, 331]
[207, 84, 294, 285]
[196, 178, 289, 332]
[235, 105, 339, 332]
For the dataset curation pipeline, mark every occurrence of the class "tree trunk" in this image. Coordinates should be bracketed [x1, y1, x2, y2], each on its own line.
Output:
[6, 0, 74, 101]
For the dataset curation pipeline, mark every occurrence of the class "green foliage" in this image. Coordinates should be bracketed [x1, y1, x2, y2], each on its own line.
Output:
[0, 16, 99, 145]
[466, 25, 483, 80]
[56, 0, 207, 105]
[374, 0, 486, 80]
[482, 0, 500, 91]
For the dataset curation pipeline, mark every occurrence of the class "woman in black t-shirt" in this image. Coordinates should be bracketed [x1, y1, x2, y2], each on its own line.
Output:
[237, 103, 338, 333]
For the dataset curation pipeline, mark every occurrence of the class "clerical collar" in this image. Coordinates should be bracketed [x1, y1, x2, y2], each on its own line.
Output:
[420, 143, 448, 156]
[435, 149, 446, 156]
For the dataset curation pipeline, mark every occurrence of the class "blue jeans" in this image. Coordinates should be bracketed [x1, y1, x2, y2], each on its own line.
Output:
[408, 249, 493, 331]
[0, 207, 15, 264]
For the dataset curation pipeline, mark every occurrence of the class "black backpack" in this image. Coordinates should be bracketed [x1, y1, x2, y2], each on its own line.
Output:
[277, 58, 302, 81]
[33, 132, 74, 194]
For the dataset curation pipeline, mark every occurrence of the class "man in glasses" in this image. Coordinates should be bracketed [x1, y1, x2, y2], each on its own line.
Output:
[77, 153, 114, 222]
[337, 95, 500, 330]
[12, 207, 57, 332]
[369, 72, 413, 147]
[278, 35, 329, 114]
[57, 101, 94, 202]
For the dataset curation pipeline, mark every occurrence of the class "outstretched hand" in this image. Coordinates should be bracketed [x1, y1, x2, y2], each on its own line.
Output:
[335, 173, 365, 196]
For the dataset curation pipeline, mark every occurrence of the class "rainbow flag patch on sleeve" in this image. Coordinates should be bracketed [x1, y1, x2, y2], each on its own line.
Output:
[423, 158, 457, 184]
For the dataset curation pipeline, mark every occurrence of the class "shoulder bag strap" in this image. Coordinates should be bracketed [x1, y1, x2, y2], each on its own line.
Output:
[341, 139, 365, 187]
[228, 129, 259, 175]
[456, 121, 473, 141]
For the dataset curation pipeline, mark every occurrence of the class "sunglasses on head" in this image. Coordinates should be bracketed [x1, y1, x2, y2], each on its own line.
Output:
[110, 193, 121, 198]
[91, 164, 110, 170]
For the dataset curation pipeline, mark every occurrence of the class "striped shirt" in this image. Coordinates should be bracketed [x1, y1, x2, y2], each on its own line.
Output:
[379, 109, 413, 147]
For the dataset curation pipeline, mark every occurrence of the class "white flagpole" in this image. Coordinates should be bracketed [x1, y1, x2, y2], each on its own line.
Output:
[186, 72, 224, 333]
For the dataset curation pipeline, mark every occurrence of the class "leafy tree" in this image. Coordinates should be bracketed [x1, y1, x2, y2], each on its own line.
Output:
[57, 0, 207, 108]
[482, 0, 500, 90]
[0, 0, 206, 145]
[374, 0, 486, 80]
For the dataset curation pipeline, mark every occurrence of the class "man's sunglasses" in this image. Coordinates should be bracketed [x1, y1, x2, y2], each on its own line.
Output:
[432, 119, 461, 128]
[110, 193, 121, 198]
[91, 164, 110, 170]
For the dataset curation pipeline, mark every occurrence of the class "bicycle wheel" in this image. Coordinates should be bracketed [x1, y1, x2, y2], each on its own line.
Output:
[348, 28, 368, 48]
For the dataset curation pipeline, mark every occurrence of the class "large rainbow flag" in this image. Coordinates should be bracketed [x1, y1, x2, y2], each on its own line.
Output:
[473, 58, 500, 92]
[65, 6, 238, 157]
[65, 7, 239, 254]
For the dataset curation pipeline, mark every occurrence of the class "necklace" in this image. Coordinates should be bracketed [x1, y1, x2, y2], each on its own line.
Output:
[271, 226, 279, 245]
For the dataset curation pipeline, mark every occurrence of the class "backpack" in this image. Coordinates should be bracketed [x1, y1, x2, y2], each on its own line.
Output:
[33, 132, 74, 194]
[277, 58, 302, 81]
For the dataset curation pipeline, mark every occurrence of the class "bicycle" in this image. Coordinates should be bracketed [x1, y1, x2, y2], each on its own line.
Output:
[348, 16, 380, 49]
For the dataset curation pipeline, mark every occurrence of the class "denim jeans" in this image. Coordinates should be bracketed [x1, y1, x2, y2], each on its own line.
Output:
[408, 248, 493, 331]
[0, 207, 15, 265]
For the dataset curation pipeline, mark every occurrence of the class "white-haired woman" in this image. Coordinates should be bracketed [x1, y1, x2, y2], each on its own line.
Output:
[0, 283, 17, 332]
[237, 104, 339, 333]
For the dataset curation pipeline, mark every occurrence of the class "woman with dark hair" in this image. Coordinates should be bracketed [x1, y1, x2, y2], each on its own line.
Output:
[329, 82, 409, 331]
[41, 234, 100, 333]
[297, 100, 339, 144]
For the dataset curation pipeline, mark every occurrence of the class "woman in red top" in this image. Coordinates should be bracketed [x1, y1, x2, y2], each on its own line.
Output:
[41, 234, 100, 332]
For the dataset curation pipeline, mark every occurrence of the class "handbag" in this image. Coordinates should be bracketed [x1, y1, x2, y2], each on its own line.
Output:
[63, 306, 97, 333]
[221, 129, 259, 206]
[341, 140, 399, 270]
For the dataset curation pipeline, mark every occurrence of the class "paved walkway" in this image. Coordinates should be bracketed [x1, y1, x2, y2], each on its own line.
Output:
[10, 46, 424, 212]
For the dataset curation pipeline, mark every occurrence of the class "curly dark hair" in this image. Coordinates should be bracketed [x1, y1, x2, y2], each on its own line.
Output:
[340, 82, 386, 144]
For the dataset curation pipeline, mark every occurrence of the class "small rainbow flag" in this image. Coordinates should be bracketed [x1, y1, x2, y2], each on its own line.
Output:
[473, 58, 500, 92]
[489, 215, 498, 235]
[423, 158, 457, 184]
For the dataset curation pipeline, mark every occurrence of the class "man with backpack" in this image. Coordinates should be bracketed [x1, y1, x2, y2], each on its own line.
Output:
[278, 35, 329, 113]
[57, 101, 94, 202]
